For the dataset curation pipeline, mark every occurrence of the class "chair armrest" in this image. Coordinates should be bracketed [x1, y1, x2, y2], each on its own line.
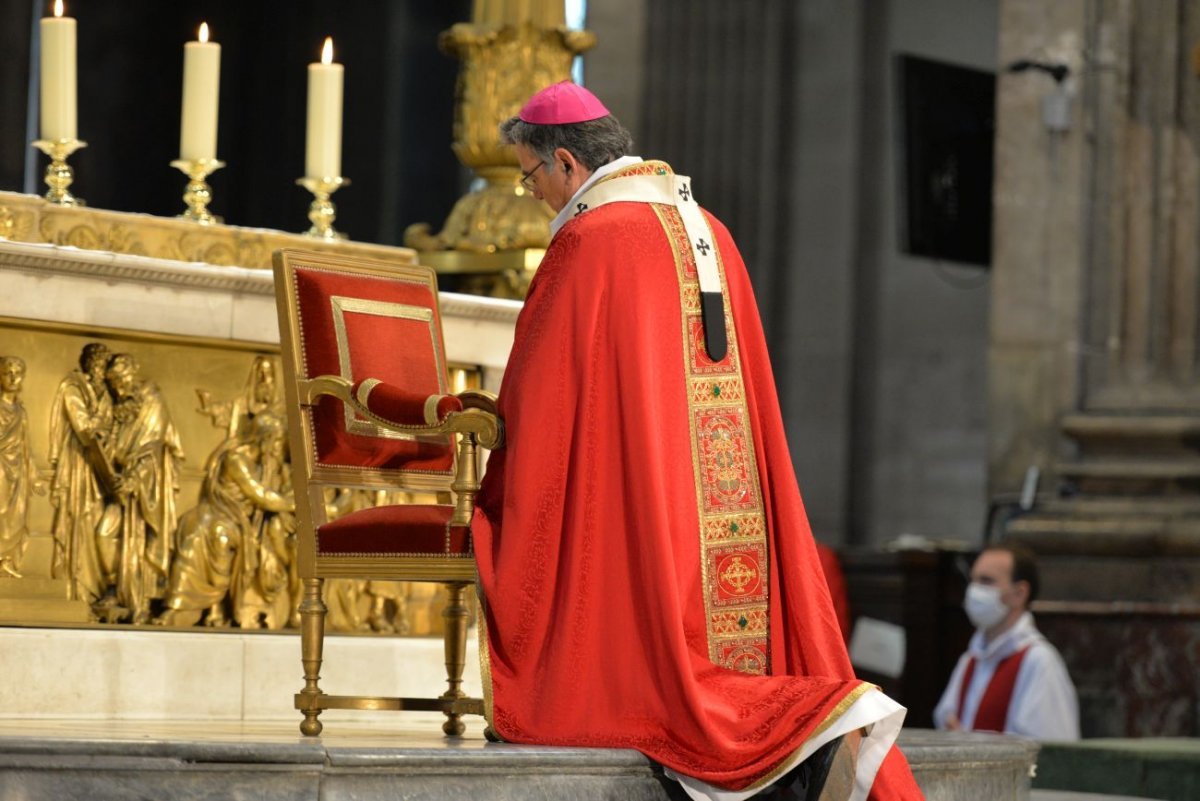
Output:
[299, 376, 504, 450]
[456, 389, 499, 416]
[353, 378, 462, 425]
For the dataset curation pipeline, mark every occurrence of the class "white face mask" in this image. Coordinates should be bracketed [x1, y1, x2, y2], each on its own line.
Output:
[963, 582, 1008, 630]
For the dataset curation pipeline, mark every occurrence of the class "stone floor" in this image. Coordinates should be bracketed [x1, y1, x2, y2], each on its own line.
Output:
[1032, 792, 1165, 801]
[1036, 791, 1166, 796]
[0, 718, 1038, 800]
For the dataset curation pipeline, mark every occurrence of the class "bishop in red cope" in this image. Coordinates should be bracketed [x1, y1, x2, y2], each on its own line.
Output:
[471, 81, 926, 801]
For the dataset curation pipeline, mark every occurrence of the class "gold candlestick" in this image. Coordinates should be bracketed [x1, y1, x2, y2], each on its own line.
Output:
[170, 158, 225, 224]
[32, 138, 87, 206]
[297, 176, 349, 240]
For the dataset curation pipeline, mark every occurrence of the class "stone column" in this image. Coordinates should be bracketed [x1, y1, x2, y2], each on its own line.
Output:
[991, 0, 1200, 736]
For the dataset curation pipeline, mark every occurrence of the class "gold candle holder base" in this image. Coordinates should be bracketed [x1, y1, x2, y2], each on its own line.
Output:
[297, 176, 349, 240]
[170, 158, 226, 225]
[32, 138, 87, 206]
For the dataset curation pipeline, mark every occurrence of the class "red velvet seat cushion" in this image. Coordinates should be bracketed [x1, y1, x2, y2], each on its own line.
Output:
[316, 504, 471, 556]
[352, 379, 463, 425]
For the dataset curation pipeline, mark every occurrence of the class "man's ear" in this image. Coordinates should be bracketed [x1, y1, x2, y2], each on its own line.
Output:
[554, 147, 578, 174]
[1013, 579, 1031, 608]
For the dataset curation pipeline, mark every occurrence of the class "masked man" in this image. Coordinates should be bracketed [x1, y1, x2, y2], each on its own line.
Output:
[934, 543, 1079, 740]
[471, 82, 924, 801]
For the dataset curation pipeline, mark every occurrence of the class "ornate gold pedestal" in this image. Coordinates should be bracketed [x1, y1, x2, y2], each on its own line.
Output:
[170, 159, 226, 225]
[297, 176, 349, 241]
[32, 139, 87, 207]
[405, 4, 595, 297]
[420, 247, 546, 299]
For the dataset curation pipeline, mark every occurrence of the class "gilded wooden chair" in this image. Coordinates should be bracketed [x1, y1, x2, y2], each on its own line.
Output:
[272, 249, 502, 737]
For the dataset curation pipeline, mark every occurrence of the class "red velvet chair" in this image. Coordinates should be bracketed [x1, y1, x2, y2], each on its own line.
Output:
[272, 249, 502, 737]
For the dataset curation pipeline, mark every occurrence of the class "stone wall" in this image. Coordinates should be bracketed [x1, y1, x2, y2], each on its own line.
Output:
[590, 0, 1000, 546]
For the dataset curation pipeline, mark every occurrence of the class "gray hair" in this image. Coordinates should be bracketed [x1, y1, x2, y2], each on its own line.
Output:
[499, 115, 633, 173]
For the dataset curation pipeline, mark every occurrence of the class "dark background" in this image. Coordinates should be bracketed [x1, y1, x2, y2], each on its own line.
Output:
[898, 54, 995, 267]
[0, 0, 471, 244]
[0, 0, 1004, 561]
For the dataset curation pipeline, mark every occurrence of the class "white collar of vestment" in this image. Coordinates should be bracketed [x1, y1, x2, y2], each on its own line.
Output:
[549, 156, 644, 238]
[548, 158, 722, 299]
[968, 611, 1040, 663]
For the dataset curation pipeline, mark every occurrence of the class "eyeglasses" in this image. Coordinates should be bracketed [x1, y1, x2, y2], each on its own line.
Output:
[520, 160, 546, 191]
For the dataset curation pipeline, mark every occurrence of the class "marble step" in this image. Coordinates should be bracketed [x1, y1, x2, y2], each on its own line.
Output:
[0, 626, 1039, 799]
[0, 723, 1036, 801]
[1033, 792, 1166, 801]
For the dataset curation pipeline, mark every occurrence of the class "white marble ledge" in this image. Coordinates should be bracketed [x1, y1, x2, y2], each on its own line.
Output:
[0, 238, 273, 294]
[0, 626, 482, 724]
[0, 239, 522, 363]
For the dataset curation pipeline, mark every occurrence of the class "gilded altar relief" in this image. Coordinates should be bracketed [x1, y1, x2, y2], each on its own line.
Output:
[0, 316, 478, 635]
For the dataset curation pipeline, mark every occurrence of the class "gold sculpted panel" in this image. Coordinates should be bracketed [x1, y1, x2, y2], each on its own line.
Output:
[0, 316, 479, 635]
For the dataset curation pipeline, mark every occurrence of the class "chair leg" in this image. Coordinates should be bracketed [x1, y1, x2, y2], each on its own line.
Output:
[440, 581, 470, 737]
[297, 577, 327, 736]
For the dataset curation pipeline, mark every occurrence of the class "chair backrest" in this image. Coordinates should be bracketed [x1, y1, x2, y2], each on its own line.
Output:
[273, 249, 456, 501]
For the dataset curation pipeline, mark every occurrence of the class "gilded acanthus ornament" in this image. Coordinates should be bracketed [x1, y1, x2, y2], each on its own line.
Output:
[0, 189, 421, 270]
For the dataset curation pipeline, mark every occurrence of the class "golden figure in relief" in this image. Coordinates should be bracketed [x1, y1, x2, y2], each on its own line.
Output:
[0, 356, 45, 577]
[193, 356, 298, 629]
[93, 354, 184, 624]
[48, 342, 114, 608]
[197, 355, 282, 439]
[156, 413, 294, 627]
[233, 412, 295, 629]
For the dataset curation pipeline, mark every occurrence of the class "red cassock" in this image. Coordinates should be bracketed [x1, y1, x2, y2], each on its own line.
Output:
[472, 161, 923, 800]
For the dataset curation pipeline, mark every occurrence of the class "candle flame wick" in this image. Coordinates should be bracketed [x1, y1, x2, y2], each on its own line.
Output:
[53, 0, 63, 17]
[321, 37, 334, 65]
[198, 22, 209, 43]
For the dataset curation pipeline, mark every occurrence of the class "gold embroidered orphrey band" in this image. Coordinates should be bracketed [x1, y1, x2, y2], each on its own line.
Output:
[586, 161, 773, 674]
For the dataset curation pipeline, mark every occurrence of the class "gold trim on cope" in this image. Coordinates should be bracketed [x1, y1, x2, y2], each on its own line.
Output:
[651, 196, 770, 674]
[741, 682, 877, 793]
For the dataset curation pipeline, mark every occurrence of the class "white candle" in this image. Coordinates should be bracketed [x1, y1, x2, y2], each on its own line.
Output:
[40, 0, 77, 141]
[180, 22, 221, 162]
[305, 37, 344, 179]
